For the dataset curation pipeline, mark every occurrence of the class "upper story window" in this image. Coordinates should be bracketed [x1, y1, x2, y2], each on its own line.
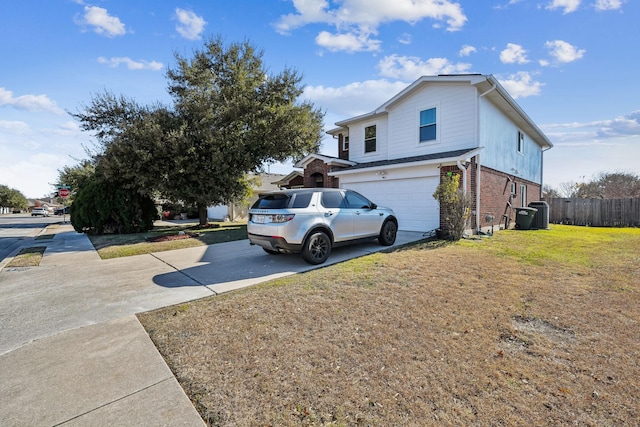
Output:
[364, 125, 376, 153]
[419, 108, 437, 142]
[517, 130, 525, 154]
[343, 136, 349, 151]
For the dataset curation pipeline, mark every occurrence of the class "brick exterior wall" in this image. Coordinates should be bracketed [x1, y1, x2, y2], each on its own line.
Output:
[437, 158, 541, 232]
[303, 158, 340, 188]
[478, 167, 541, 230]
[438, 163, 478, 231]
[282, 175, 304, 188]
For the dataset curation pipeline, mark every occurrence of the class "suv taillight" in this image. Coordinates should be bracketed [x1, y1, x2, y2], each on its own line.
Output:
[272, 214, 295, 223]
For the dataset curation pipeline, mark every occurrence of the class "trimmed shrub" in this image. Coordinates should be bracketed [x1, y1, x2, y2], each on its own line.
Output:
[71, 175, 157, 234]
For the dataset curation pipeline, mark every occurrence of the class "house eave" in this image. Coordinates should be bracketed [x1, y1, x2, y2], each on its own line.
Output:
[329, 148, 483, 177]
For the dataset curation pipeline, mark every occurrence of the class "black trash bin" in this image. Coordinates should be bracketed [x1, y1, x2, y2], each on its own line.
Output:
[515, 207, 537, 230]
[528, 201, 549, 229]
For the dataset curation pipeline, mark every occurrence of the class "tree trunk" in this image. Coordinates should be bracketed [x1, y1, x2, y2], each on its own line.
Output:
[198, 203, 208, 226]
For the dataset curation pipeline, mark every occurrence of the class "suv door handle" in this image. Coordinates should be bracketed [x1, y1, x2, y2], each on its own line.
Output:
[324, 212, 333, 217]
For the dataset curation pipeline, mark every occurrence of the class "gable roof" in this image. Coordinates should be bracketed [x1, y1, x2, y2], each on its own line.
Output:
[271, 170, 302, 186]
[327, 74, 552, 150]
[294, 153, 356, 169]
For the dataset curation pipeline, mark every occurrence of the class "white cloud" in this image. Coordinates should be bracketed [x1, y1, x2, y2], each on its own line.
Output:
[497, 72, 543, 99]
[304, 79, 409, 117]
[175, 8, 207, 40]
[546, 0, 581, 13]
[97, 56, 164, 71]
[275, 0, 467, 52]
[545, 40, 585, 63]
[0, 120, 29, 135]
[459, 44, 476, 57]
[316, 30, 381, 52]
[500, 43, 529, 64]
[494, 0, 525, 9]
[544, 110, 640, 139]
[0, 87, 64, 114]
[76, 6, 126, 37]
[594, 0, 623, 10]
[398, 33, 412, 45]
[377, 54, 472, 81]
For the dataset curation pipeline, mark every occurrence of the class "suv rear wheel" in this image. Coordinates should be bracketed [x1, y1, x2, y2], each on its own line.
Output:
[301, 231, 331, 265]
[378, 219, 398, 246]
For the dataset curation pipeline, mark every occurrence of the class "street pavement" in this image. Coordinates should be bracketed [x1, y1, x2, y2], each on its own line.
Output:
[0, 219, 426, 426]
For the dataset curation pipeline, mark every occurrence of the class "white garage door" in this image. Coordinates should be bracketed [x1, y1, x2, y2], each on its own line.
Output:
[342, 177, 440, 232]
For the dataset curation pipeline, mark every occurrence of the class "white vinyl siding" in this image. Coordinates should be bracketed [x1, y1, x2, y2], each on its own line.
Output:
[385, 83, 477, 159]
[479, 97, 543, 184]
[347, 118, 387, 163]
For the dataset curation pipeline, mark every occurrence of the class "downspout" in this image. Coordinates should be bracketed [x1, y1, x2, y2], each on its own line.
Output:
[475, 77, 497, 234]
[456, 160, 467, 193]
[475, 153, 481, 234]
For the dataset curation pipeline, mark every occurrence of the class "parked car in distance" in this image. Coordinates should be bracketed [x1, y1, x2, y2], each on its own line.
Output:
[54, 206, 69, 215]
[31, 207, 49, 217]
[248, 188, 398, 265]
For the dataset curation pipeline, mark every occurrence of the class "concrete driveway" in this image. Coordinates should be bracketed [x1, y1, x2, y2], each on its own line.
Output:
[0, 222, 426, 426]
[0, 226, 424, 355]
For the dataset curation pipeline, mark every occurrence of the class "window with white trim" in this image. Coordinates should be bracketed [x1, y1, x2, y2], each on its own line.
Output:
[419, 108, 437, 142]
[364, 125, 376, 153]
[517, 130, 525, 154]
[343, 136, 349, 151]
[520, 185, 527, 207]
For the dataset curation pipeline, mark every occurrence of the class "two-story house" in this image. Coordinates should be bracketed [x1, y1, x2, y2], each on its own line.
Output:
[279, 74, 553, 233]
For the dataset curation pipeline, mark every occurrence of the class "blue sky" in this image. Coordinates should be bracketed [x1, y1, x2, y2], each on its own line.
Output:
[1, 0, 639, 198]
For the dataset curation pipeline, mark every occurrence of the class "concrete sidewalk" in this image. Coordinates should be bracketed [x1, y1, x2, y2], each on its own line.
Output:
[0, 221, 427, 426]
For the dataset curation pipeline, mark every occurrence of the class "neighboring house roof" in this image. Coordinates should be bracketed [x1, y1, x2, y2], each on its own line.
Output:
[294, 153, 356, 169]
[272, 171, 302, 186]
[252, 173, 286, 192]
[327, 74, 552, 150]
[330, 148, 483, 176]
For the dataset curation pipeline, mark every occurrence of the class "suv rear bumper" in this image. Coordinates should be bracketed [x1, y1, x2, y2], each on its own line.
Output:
[248, 233, 302, 253]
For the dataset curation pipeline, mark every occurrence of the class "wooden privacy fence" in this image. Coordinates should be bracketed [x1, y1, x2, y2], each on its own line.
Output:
[547, 198, 640, 227]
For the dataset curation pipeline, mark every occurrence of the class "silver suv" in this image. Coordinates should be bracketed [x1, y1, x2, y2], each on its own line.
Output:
[248, 188, 398, 264]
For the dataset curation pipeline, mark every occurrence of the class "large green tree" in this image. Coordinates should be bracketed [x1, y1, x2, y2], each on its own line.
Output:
[0, 185, 28, 211]
[73, 36, 324, 226]
[163, 36, 324, 223]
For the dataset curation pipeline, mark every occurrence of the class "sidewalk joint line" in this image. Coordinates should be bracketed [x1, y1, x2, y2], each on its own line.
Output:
[53, 377, 176, 426]
[149, 253, 218, 295]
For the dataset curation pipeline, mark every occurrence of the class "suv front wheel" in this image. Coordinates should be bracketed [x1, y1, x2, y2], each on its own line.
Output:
[378, 220, 398, 246]
[302, 231, 332, 265]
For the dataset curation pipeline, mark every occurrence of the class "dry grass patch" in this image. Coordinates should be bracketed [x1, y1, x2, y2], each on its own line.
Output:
[138, 226, 640, 426]
[6, 246, 46, 267]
